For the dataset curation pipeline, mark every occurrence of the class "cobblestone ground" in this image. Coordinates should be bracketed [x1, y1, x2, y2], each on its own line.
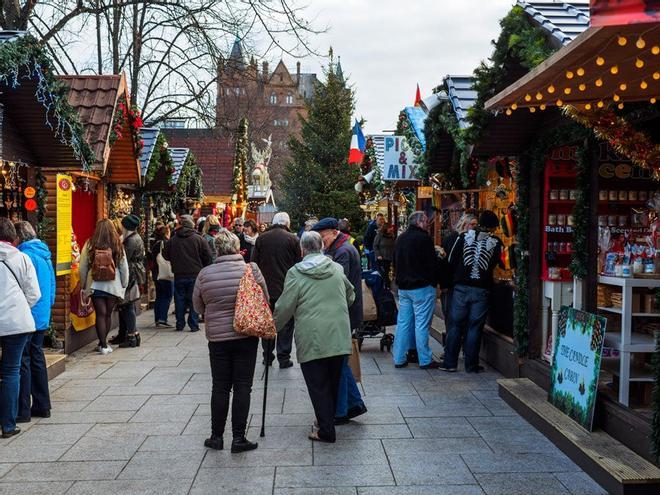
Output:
[0, 310, 605, 494]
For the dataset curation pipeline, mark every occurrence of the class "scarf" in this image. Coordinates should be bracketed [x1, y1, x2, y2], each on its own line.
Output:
[244, 232, 258, 245]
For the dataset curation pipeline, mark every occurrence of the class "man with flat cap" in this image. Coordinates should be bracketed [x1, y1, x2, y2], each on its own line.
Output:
[312, 218, 367, 423]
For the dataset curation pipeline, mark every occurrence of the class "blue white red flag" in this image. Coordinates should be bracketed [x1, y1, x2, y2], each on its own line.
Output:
[348, 119, 366, 164]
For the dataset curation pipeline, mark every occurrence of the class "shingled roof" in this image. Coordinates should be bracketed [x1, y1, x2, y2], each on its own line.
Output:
[518, 1, 590, 46]
[403, 106, 427, 150]
[169, 147, 190, 184]
[445, 75, 477, 129]
[139, 127, 160, 179]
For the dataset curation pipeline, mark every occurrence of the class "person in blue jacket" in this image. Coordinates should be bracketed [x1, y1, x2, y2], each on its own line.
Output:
[14, 221, 55, 421]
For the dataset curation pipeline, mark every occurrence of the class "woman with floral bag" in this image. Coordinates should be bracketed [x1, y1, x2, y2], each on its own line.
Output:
[193, 228, 270, 453]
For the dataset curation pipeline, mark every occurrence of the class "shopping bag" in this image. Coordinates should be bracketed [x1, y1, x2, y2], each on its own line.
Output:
[233, 264, 276, 339]
[362, 280, 377, 321]
[348, 338, 362, 383]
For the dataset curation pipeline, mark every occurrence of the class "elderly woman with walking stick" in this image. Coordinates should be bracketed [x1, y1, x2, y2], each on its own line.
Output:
[274, 231, 355, 443]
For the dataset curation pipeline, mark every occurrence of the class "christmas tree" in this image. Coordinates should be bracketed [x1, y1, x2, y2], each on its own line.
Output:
[280, 49, 363, 232]
[232, 117, 249, 209]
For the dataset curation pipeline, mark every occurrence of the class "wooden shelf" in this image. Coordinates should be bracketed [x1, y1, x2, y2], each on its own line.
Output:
[598, 276, 660, 289]
[604, 332, 656, 353]
[602, 359, 654, 383]
[598, 306, 660, 318]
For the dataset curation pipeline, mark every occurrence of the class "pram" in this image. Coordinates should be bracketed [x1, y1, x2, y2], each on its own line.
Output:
[356, 269, 397, 352]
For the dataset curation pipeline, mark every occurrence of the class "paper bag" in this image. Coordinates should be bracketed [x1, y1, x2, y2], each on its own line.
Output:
[348, 338, 362, 383]
[362, 280, 377, 321]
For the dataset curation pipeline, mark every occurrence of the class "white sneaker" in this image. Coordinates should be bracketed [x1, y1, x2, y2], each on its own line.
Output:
[100, 346, 113, 355]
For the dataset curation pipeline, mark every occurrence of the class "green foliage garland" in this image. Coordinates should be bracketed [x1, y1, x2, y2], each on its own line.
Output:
[35, 169, 53, 238]
[109, 95, 144, 155]
[231, 118, 249, 205]
[396, 111, 426, 179]
[145, 133, 174, 185]
[423, 101, 467, 188]
[652, 330, 660, 462]
[0, 34, 95, 170]
[177, 153, 203, 202]
[569, 144, 590, 278]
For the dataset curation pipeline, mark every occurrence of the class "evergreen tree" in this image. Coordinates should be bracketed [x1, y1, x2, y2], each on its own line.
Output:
[231, 117, 249, 210]
[280, 50, 364, 233]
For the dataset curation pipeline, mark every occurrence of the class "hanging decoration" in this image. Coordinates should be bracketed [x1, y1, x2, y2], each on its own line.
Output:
[424, 100, 469, 188]
[109, 96, 144, 155]
[396, 111, 426, 179]
[0, 34, 95, 171]
[231, 117, 249, 209]
[568, 145, 590, 279]
[563, 106, 660, 174]
[35, 169, 53, 239]
[110, 189, 134, 219]
[177, 153, 204, 203]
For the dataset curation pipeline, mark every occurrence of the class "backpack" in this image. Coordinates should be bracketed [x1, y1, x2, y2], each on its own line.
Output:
[92, 248, 116, 282]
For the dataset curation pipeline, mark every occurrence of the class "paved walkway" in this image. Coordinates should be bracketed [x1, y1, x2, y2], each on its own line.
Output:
[1, 310, 605, 495]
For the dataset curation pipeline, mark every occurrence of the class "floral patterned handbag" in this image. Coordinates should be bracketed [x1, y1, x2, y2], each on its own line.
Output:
[233, 263, 276, 339]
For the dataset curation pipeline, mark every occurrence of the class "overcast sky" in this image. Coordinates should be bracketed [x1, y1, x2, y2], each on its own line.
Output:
[287, 0, 515, 135]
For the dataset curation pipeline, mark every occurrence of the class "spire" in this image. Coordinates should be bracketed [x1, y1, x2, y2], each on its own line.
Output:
[336, 56, 344, 82]
[229, 38, 245, 70]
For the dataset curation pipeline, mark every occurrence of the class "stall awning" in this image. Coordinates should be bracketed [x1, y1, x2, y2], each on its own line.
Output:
[485, 22, 660, 112]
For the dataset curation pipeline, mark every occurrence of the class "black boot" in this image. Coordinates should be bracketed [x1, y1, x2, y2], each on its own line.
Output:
[204, 435, 223, 450]
[119, 334, 138, 348]
[231, 437, 258, 453]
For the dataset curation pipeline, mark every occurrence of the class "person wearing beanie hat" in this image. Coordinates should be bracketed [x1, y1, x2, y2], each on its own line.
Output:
[112, 214, 146, 348]
[163, 212, 213, 332]
[442, 209, 503, 373]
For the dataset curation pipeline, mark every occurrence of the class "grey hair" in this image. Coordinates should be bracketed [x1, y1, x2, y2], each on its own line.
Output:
[300, 231, 323, 256]
[408, 211, 427, 227]
[14, 221, 37, 244]
[272, 212, 291, 228]
[455, 213, 476, 234]
[214, 228, 241, 256]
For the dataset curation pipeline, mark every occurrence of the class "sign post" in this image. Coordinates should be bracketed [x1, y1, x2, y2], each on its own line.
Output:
[382, 136, 419, 181]
[549, 307, 607, 431]
[56, 174, 73, 276]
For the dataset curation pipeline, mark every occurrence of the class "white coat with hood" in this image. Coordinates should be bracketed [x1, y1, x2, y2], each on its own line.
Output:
[0, 241, 41, 336]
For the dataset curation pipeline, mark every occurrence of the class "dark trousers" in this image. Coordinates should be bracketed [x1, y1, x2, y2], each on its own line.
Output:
[263, 299, 293, 364]
[19, 331, 51, 417]
[300, 355, 345, 442]
[1, 333, 30, 433]
[174, 277, 199, 330]
[154, 279, 174, 324]
[377, 259, 392, 287]
[208, 337, 258, 438]
[117, 301, 137, 341]
[444, 285, 490, 371]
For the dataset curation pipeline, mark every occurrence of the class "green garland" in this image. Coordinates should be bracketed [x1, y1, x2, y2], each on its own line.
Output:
[0, 34, 95, 170]
[145, 133, 174, 185]
[231, 117, 249, 204]
[569, 144, 590, 278]
[177, 152, 203, 202]
[652, 330, 660, 462]
[35, 169, 53, 239]
[396, 111, 426, 179]
[423, 101, 468, 188]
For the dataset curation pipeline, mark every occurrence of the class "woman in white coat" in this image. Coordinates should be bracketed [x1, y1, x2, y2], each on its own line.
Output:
[0, 218, 41, 438]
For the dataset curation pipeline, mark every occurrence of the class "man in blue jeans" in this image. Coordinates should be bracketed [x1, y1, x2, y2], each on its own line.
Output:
[163, 215, 212, 331]
[442, 210, 503, 373]
[392, 211, 441, 369]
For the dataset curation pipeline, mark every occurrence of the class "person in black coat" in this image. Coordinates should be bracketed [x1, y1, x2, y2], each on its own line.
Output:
[149, 222, 173, 328]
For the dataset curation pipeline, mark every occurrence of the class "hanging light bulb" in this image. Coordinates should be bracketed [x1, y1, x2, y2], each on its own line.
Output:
[613, 93, 620, 102]
[641, 80, 648, 89]
[535, 92, 543, 100]
[651, 97, 657, 104]
[654, 72, 660, 80]
[617, 35, 627, 46]
[578, 83, 586, 91]
[564, 87, 572, 95]
[596, 56, 605, 66]
[636, 36, 646, 49]
[511, 103, 518, 110]
[584, 103, 592, 110]
[566, 70, 574, 79]
[619, 83, 627, 91]
[540, 103, 546, 111]
[524, 93, 532, 102]
[635, 58, 644, 69]
[653, 45, 660, 55]
[610, 65, 619, 75]
[556, 99, 563, 107]
[595, 78, 603, 87]
[505, 108, 512, 116]
[547, 84, 555, 94]
[618, 102, 625, 110]
[597, 100, 604, 108]
[529, 107, 536, 113]
[576, 67, 585, 77]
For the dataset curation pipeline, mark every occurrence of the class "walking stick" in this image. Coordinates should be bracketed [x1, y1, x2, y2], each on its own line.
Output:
[260, 337, 273, 437]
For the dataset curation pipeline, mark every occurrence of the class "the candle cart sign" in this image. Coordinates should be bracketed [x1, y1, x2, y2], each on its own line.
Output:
[550, 307, 607, 431]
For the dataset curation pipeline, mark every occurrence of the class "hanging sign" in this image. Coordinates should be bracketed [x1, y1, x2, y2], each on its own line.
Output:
[56, 174, 73, 275]
[590, 0, 659, 26]
[24, 187, 36, 199]
[24, 199, 37, 212]
[382, 136, 419, 181]
[549, 307, 607, 431]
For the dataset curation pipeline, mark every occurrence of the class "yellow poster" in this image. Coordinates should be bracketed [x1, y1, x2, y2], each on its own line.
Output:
[56, 174, 73, 275]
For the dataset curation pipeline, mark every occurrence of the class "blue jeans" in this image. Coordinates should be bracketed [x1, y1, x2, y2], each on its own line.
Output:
[1, 332, 30, 432]
[393, 286, 435, 366]
[154, 279, 174, 324]
[174, 277, 199, 330]
[335, 357, 364, 418]
[19, 331, 51, 418]
[444, 285, 490, 371]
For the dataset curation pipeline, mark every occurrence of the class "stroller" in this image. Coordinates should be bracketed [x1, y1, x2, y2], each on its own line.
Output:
[355, 269, 397, 352]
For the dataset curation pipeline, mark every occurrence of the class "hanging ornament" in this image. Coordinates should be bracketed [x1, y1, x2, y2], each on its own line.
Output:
[636, 36, 646, 49]
[596, 56, 605, 66]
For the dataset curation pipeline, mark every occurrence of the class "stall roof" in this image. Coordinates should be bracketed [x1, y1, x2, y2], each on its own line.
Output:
[403, 106, 427, 149]
[445, 75, 477, 129]
[139, 127, 160, 179]
[0, 30, 24, 43]
[485, 22, 660, 112]
[518, 1, 590, 46]
[169, 147, 190, 183]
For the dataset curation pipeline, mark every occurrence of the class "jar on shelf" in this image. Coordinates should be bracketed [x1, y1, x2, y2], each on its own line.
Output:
[549, 190, 559, 200]
[566, 242, 573, 252]
[598, 215, 607, 226]
[628, 190, 638, 201]
[557, 214, 566, 226]
[618, 215, 628, 227]
[618, 190, 628, 201]
[559, 189, 569, 200]
[639, 191, 648, 201]
[599, 190, 608, 201]
[567, 215, 575, 226]
[569, 190, 577, 201]
[609, 190, 618, 201]
[608, 215, 617, 226]
[548, 214, 557, 226]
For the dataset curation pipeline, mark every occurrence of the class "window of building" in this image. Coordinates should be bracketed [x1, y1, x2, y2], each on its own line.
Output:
[270, 92, 277, 104]
[162, 118, 187, 129]
[286, 92, 294, 104]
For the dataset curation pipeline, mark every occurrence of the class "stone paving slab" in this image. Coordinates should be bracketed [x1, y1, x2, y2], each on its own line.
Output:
[0, 308, 604, 494]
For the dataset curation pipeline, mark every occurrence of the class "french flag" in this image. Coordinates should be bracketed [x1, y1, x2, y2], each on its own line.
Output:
[348, 119, 366, 165]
